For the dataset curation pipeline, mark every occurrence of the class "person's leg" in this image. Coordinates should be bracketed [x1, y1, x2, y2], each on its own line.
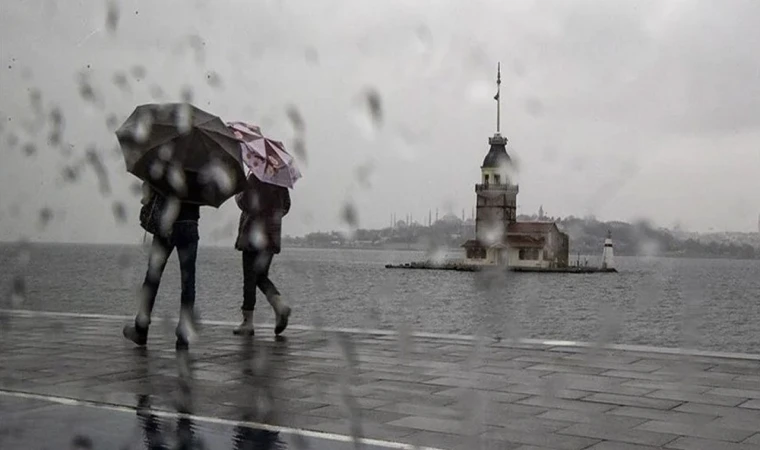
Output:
[124, 235, 173, 345]
[234, 250, 258, 335]
[256, 252, 291, 336]
[175, 237, 199, 348]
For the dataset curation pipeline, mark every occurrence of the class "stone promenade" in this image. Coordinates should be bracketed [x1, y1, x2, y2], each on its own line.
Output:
[1, 310, 759, 449]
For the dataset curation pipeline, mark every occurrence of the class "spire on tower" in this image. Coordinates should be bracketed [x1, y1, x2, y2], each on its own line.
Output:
[494, 62, 501, 134]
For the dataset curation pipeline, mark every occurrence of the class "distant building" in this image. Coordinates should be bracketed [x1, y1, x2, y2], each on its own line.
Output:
[462, 63, 569, 268]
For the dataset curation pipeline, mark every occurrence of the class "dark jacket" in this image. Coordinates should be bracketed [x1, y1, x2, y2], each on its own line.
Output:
[235, 175, 291, 253]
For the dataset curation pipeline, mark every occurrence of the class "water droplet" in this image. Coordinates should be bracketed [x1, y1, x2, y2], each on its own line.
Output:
[355, 161, 374, 189]
[112, 201, 127, 223]
[38, 207, 53, 228]
[77, 72, 98, 104]
[112, 71, 129, 92]
[286, 105, 305, 132]
[28, 88, 42, 113]
[10, 274, 26, 307]
[149, 84, 164, 100]
[159, 197, 180, 234]
[22, 142, 36, 156]
[85, 147, 111, 194]
[62, 165, 79, 182]
[105, 114, 119, 131]
[351, 88, 383, 138]
[129, 181, 142, 197]
[133, 111, 153, 142]
[105, 0, 119, 33]
[524, 97, 544, 117]
[291, 137, 307, 165]
[6, 133, 18, 149]
[248, 223, 268, 250]
[340, 202, 359, 236]
[175, 103, 192, 134]
[413, 24, 432, 55]
[200, 159, 235, 196]
[180, 87, 193, 103]
[304, 47, 319, 65]
[149, 161, 165, 181]
[166, 164, 187, 196]
[205, 71, 222, 88]
[130, 65, 146, 80]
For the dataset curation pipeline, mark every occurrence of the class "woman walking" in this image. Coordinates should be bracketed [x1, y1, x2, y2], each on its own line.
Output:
[123, 183, 201, 349]
[234, 173, 292, 336]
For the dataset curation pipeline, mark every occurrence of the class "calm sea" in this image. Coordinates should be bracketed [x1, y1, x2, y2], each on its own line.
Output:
[1, 243, 759, 353]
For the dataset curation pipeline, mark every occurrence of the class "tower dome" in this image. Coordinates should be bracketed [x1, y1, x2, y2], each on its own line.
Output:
[481, 134, 511, 169]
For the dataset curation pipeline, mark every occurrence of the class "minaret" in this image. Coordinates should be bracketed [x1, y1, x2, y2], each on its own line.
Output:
[474, 62, 519, 245]
[601, 230, 614, 270]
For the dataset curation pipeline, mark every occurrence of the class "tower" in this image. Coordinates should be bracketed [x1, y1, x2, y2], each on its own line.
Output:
[601, 230, 614, 269]
[475, 62, 519, 245]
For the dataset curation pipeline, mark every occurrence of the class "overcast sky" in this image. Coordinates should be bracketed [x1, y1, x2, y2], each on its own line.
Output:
[1, 0, 759, 244]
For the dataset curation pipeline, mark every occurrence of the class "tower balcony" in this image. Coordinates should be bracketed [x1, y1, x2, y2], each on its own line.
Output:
[476, 183, 519, 193]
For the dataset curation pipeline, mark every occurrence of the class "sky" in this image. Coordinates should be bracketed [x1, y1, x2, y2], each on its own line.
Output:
[1, 0, 759, 245]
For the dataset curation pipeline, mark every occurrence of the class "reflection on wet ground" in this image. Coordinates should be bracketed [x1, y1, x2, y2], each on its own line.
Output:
[1, 310, 760, 450]
[0, 394, 397, 449]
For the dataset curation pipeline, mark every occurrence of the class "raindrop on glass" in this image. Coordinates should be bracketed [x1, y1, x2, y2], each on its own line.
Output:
[180, 87, 194, 103]
[176, 103, 192, 134]
[130, 65, 146, 80]
[85, 147, 111, 194]
[286, 105, 305, 133]
[112, 201, 127, 223]
[112, 71, 129, 92]
[105, 0, 119, 33]
[205, 71, 222, 88]
[38, 207, 53, 228]
[133, 111, 153, 143]
[22, 142, 36, 156]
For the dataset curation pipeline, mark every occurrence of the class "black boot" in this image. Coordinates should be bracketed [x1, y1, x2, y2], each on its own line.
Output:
[123, 321, 148, 346]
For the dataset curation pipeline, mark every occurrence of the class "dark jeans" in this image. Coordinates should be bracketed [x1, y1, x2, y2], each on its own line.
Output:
[138, 221, 199, 326]
[242, 250, 279, 311]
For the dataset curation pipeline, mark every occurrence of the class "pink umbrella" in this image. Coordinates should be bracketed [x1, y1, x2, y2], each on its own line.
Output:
[227, 121, 302, 189]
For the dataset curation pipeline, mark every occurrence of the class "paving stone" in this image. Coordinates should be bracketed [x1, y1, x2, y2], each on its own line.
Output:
[3, 314, 760, 450]
[434, 386, 530, 403]
[481, 428, 600, 450]
[743, 433, 760, 445]
[536, 409, 647, 428]
[635, 419, 755, 442]
[582, 393, 684, 410]
[708, 416, 760, 432]
[558, 423, 678, 447]
[386, 416, 465, 434]
[607, 406, 718, 425]
[738, 399, 760, 410]
[645, 389, 747, 406]
[664, 436, 760, 450]
[707, 387, 760, 399]
[618, 379, 711, 393]
[516, 396, 616, 413]
[675, 402, 760, 420]
[585, 442, 660, 450]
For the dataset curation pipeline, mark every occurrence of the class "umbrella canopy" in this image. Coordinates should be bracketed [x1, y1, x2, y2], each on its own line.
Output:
[227, 121, 302, 189]
[117, 103, 246, 207]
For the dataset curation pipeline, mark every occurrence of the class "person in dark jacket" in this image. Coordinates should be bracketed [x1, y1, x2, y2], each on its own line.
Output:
[233, 174, 291, 336]
[123, 182, 201, 349]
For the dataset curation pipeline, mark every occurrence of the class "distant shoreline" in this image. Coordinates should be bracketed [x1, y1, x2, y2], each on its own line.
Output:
[1, 241, 757, 260]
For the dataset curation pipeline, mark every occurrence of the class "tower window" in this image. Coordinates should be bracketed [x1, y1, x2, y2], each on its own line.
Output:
[494, 174, 501, 184]
[484, 174, 489, 184]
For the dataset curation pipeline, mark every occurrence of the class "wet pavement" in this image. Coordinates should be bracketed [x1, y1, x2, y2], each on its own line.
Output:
[1, 310, 760, 450]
